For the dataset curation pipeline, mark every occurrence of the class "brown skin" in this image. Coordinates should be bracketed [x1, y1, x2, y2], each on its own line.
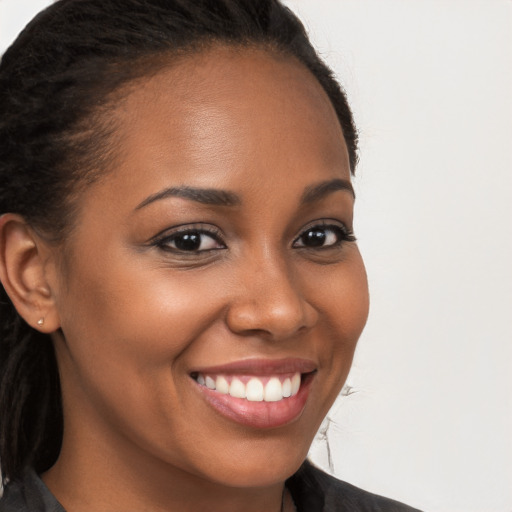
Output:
[0, 47, 369, 512]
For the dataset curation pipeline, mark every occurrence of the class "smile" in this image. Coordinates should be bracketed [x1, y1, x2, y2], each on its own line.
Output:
[190, 359, 316, 429]
[192, 372, 302, 402]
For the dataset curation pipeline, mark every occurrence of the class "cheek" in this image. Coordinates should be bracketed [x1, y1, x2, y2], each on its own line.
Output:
[53, 256, 227, 431]
[60, 261, 220, 364]
[339, 256, 369, 342]
[310, 250, 369, 374]
[324, 248, 368, 328]
[53, 259, 227, 449]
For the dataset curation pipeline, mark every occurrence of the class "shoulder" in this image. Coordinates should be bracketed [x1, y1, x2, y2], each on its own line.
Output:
[287, 461, 423, 512]
[0, 470, 65, 512]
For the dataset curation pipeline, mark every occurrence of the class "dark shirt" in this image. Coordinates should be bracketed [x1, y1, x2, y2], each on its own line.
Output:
[287, 461, 422, 511]
[0, 461, 422, 511]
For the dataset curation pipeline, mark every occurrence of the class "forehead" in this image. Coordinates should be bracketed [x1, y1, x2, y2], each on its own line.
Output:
[97, 45, 350, 204]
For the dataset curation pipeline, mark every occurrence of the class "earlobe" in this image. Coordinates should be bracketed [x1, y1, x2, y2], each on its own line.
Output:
[0, 213, 61, 333]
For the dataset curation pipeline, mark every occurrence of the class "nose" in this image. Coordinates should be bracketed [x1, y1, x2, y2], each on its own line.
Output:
[225, 257, 318, 341]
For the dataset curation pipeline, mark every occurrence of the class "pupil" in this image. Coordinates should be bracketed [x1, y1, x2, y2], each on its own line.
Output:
[303, 229, 326, 247]
[175, 233, 201, 251]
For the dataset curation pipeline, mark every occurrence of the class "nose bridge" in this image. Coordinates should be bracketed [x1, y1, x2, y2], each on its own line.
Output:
[226, 247, 317, 339]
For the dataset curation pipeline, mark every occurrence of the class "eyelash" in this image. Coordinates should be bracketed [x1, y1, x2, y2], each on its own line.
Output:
[292, 221, 356, 250]
[152, 225, 225, 254]
[151, 221, 356, 255]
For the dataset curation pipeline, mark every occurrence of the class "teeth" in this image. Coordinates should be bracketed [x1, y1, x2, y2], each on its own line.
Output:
[282, 378, 292, 398]
[205, 375, 216, 390]
[246, 378, 264, 401]
[264, 377, 283, 402]
[216, 376, 229, 394]
[229, 378, 246, 398]
[196, 372, 302, 402]
[291, 373, 301, 396]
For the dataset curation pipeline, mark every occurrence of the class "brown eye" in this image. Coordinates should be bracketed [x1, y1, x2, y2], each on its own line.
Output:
[293, 224, 355, 249]
[299, 228, 330, 247]
[173, 233, 203, 251]
[156, 229, 224, 253]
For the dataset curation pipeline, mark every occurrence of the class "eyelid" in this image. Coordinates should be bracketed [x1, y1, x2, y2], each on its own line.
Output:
[292, 219, 356, 248]
[149, 223, 226, 251]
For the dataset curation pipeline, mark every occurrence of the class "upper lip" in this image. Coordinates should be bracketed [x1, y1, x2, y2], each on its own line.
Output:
[190, 358, 316, 376]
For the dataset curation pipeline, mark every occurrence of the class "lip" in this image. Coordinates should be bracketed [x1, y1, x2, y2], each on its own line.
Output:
[190, 357, 317, 376]
[190, 358, 317, 429]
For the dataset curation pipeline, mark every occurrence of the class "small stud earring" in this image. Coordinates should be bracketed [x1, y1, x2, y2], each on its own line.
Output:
[37, 318, 44, 326]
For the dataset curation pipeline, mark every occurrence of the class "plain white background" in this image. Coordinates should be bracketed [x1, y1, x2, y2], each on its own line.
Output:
[1, 1, 511, 511]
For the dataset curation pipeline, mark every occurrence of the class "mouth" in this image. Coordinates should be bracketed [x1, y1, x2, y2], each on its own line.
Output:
[190, 358, 316, 429]
[191, 372, 303, 402]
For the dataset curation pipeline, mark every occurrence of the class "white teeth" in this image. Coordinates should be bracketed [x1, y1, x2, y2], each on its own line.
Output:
[282, 378, 292, 398]
[216, 376, 229, 394]
[229, 378, 246, 398]
[264, 377, 283, 402]
[205, 375, 216, 390]
[196, 372, 303, 402]
[291, 373, 301, 396]
[246, 378, 264, 401]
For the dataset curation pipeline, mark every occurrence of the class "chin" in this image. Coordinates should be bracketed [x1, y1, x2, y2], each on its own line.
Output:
[209, 456, 306, 489]
[190, 431, 314, 489]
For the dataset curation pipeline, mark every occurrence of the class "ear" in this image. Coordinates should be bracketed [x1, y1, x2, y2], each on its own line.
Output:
[0, 213, 61, 333]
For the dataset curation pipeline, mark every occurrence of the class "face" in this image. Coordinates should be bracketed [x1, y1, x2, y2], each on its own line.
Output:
[48, 46, 369, 489]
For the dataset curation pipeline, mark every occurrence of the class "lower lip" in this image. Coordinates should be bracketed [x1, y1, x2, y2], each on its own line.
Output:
[194, 373, 314, 429]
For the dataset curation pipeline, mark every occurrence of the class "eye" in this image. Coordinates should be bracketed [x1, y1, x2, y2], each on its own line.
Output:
[154, 227, 225, 253]
[293, 222, 355, 249]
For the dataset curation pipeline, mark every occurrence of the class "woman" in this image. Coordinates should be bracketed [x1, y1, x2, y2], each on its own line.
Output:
[0, 1, 420, 511]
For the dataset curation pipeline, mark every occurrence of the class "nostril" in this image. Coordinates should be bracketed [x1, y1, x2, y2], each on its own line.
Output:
[225, 271, 318, 339]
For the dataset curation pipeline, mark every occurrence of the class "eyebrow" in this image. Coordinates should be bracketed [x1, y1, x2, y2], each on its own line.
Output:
[135, 177, 354, 211]
[301, 178, 355, 204]
[135, 186, 241, 210]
